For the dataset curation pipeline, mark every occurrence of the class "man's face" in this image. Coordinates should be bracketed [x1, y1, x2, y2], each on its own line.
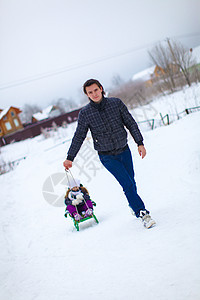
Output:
[85, 83, 103, 103]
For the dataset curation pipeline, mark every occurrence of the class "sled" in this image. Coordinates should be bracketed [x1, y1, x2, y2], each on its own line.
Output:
[64, 201, 99, 231]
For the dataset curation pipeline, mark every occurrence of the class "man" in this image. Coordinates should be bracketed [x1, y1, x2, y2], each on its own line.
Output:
[63, 79, 155, 228]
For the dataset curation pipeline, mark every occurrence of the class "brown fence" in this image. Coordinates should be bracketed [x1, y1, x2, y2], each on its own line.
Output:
[0, 108, 81, 147]
[1, 105, 199, 146]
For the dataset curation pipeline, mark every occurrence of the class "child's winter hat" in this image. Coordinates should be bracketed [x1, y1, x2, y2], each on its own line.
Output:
[68, 178, 81, 189]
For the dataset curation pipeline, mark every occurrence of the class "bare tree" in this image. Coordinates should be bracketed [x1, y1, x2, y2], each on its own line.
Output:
[148, 38, 197, 93]
[111, 74, 124, 88]
[190, 64, 200, 83]
[20, 104, 42, 123]
[52, 97, 76, 114]
[167, 38, 195, 87]
[148, 42, 177, 92]
[109, 80, 149, 108]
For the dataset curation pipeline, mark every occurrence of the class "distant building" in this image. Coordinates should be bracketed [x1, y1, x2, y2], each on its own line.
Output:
[132, 64, 180, 87]
[0, 107, 81, 147]
[0, 107, 23, 137]
[32, 105, 60, 122]
[132, 66, 155, 82]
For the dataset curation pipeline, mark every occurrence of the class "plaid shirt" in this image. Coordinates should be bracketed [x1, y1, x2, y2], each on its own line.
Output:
[67, 97, 143, 161]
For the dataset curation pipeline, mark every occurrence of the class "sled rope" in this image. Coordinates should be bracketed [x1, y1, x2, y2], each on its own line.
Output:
[65, 169, 79, 187]
[65, 170, 79, 215]
[65, 169, 91, 214]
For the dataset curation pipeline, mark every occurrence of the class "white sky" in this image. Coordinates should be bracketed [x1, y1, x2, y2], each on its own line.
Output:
[0, 0, 200, 109]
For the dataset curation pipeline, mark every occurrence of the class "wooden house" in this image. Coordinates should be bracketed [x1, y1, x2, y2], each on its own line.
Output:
[154, 65, 165, 77]
[144, 66, 165, 86]
[32, 105, 60, 123]
[133, 64, 180, 87]
[132, 65, 165, 87]
[0, 106, 23, 137]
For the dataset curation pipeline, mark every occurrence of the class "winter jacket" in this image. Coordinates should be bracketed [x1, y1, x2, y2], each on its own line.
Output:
[65, 190, 90, 207]
[67, 97, 143, 161]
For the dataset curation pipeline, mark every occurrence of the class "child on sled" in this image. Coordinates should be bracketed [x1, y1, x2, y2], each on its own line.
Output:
[64, 178, 93, 221]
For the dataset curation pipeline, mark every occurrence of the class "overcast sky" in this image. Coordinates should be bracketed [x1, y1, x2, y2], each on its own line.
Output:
[0, 0, 200, 109]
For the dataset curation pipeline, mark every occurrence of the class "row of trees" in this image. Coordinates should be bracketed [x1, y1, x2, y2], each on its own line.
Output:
[148, 38, 198, 92]
[20, 38, 199, 121]
[20, 97, 81, 124]
[110, 38, 200, 107]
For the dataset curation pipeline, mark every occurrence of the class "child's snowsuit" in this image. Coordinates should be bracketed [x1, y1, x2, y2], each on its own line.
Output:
[64, 187, 93, 216]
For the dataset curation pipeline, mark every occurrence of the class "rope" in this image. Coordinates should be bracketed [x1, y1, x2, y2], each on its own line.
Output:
[65, 169, 92, 217]
[65, 169, 79, 187]
[65, 170, 79, 216]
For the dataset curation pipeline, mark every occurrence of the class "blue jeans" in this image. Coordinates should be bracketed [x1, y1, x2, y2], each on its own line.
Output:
[99, 146, 148, 217]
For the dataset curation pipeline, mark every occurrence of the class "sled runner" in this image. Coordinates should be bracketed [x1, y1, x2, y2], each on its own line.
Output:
[64, 201, 99, 231]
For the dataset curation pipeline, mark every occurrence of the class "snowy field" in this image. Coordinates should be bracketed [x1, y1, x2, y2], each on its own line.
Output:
[0, 87, 200, 300]
[132, 83, 200, 125]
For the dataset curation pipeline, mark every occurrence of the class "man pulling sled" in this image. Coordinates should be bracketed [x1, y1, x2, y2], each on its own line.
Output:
[63, 79, 156, 229]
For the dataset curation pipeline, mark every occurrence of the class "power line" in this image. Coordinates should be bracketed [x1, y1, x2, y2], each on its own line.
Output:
[0, 40, 162, 90]
[0, 32, 200, 91]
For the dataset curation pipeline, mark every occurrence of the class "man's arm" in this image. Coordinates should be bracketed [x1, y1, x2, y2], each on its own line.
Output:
[63, 110, 88, 169]
[119, 99, 146, 159]
[119, 99, 144, 145]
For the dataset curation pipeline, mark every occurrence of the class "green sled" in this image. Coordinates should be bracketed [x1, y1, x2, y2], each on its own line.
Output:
[64, 201, 99, 231]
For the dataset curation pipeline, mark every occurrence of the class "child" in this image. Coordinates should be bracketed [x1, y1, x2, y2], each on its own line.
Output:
[64, 178, 93, 221]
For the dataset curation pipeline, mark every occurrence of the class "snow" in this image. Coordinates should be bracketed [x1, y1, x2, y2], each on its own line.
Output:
[1, 85, 200, 300]
[42, 105, 55, 115]
[132, 65, 155, 81]
[132, 83, 200, 125]
[0, 107, 10, 120]
[32, 108, 51, 121]
[32, 105, 59, 121]
[0, 106, 22, 120]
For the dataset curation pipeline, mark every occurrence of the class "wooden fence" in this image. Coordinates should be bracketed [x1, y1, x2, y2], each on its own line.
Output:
[0, 108, 81, 147]
[0, 105, 200, 175]
[138, 105, 200, 130]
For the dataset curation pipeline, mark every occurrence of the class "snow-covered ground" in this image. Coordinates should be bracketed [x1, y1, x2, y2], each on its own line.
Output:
[0, 86, 200, 300]
[132, 83, 200, 126]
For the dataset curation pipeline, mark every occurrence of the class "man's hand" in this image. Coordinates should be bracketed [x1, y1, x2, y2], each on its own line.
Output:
[63, 159, 73, 170]
[138, 145, 146, 159]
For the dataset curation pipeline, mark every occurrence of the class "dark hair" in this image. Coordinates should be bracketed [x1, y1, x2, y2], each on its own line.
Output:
[83, 79, 105, 96]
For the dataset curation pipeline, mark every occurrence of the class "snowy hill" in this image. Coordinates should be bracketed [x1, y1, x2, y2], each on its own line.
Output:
[132, 83, 200, 124]
[1, 91, 200, 299]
